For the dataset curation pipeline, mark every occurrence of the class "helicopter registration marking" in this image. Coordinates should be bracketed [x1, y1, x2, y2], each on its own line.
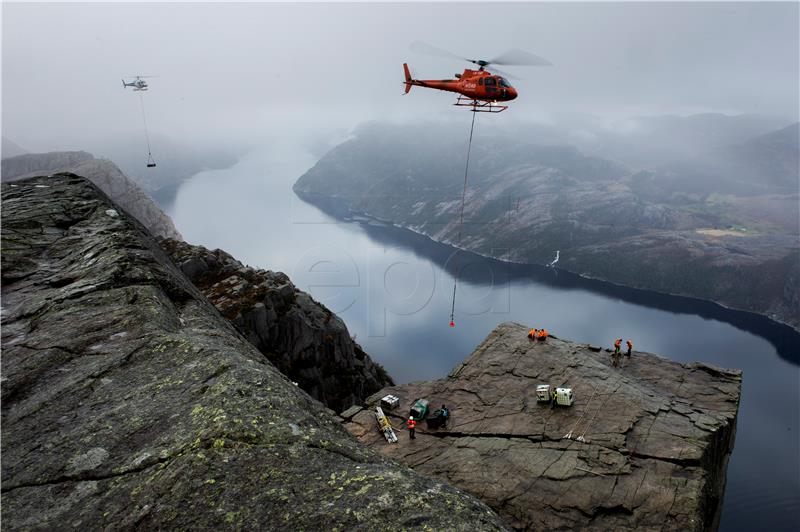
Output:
[464, 83, 476, 89]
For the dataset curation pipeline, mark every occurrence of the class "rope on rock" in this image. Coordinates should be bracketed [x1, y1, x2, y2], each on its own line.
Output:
[449, 109, 478, 327]
[576, 379, 622, 442]
[563, 381, 600, 439]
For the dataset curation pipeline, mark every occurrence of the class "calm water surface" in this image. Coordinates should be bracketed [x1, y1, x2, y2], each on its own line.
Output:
[171, 143, 800, 531]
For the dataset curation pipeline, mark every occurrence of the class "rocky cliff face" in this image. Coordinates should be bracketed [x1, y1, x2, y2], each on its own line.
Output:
[293, 122, 799, 330]
[1, 174, 507, 530]
[1, 151, 181, 240]
[344, 322, 741, 531]
[161, 239, 393, 413]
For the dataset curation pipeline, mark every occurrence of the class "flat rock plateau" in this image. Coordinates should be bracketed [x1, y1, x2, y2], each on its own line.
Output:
[344, 322, 742, 531]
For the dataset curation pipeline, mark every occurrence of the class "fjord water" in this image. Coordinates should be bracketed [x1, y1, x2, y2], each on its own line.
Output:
[171, 143, 800, 531]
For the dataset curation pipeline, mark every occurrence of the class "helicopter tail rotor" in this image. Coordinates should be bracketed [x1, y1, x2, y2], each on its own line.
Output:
[403, 63, 413, 94]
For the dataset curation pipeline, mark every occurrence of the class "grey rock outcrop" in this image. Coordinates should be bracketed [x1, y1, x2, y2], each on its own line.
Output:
[161, 239, 393, 412]
[1, 175, 507, 531]
[345, 322, 741, 531]
[1, 151, 181, 240]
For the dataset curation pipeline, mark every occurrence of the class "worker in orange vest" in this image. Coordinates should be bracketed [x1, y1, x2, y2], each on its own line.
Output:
[538, 329, 548, 341]
[626, 340, 633, 357]
[528, 328, 537, 340]
[407, 416, 417, 439]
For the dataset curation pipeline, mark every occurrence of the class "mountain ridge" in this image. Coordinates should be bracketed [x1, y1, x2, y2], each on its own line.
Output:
[2, 151, 181, 240]
[294, 120, 799, 330]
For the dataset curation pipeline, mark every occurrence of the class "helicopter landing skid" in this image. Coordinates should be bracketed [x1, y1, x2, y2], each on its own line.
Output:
[454, 96, 508, 113]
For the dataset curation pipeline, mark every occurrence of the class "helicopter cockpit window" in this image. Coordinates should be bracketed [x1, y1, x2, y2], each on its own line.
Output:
[498, 77, 512, 88]
[484, 77, 497, 87]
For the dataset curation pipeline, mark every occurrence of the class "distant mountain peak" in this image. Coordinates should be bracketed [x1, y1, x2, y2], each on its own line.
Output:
[1, 136, 29, 159]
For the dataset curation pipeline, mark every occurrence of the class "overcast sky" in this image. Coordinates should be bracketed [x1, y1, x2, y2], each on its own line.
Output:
[3, 2, 798, 153]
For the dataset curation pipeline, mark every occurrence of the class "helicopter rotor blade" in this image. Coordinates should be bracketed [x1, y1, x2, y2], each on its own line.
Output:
[410, 42, 552, 73]
[488, 66, 520, 81]
[489, 49, 552, 67]
[409, 41, 467, 62]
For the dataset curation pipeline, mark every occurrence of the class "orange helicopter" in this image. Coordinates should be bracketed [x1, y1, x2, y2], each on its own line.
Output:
[403, 42, 552, 112]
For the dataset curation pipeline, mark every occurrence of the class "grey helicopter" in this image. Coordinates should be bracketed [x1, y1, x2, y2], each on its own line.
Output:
[121, 76, 154, 91]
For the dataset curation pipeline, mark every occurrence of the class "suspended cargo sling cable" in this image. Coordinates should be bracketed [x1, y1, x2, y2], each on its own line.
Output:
[138, 92, 157, 168]
[449, 109, 478, 327]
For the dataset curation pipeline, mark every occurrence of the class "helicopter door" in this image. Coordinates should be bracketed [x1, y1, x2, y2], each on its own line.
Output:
[483, 76, 498, 97]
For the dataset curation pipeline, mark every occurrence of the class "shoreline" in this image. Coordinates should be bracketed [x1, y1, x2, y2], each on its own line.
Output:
[293, 188, 800, 344]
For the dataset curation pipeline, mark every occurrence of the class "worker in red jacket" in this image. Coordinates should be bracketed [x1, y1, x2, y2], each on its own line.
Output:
[626, 340, 633, 357]
[407, 417, 417, 439]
